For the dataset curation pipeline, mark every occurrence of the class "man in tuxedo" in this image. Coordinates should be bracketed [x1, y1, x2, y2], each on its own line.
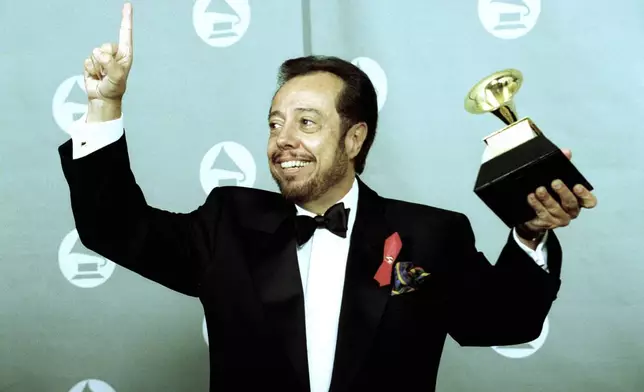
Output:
[59, 4, 597, 392]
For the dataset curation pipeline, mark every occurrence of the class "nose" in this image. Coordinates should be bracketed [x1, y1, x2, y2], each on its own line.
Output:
[276, 122, 299, 150]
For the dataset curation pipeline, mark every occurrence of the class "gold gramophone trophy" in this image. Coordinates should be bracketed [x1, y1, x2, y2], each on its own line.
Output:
[464, 69, 593, 227]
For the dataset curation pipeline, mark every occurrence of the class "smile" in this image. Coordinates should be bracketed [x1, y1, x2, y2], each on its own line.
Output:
[277, 160, 314, 178]
[280, 160, 311, 169]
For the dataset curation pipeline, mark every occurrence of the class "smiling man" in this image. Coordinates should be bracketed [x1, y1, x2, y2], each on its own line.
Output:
[267, 67, 372, 215]
[58, 4, 597, 392]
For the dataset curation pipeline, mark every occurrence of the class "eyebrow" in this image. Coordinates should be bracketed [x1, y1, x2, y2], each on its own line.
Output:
[268, 107, 323, 120]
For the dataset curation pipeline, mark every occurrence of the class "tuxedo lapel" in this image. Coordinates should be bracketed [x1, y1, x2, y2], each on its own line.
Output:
[235, 182, 396, 392]
[238, 193, 311, 391]
[330, 179, 394, 392]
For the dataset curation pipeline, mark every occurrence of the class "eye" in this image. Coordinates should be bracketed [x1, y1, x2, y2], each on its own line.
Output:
[300, 118, 315, 127]
[269, 121, 282, 130]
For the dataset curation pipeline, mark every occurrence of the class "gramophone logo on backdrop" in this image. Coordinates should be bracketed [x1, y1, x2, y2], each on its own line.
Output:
[492, 316, 550, 358]
[200, 141, 256, 194]
[58, 229, 116, 288]
[68, 379, 116, 392]
[478, 0, 541, 39]
[52, 75, 87, 134]
[193, 0, 251, 47]
[350, 57, 388, 112]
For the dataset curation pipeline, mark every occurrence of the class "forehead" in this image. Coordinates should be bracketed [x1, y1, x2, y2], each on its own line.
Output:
[271, 72, 344, 113]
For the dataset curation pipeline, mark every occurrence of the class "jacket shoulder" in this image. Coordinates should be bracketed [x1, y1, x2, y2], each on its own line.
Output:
[382, 196, 472, 233]
[203, 185, 293, 223]
[207, 185, 284, 205]
[384, 197, 466, 219]
[212, 185, 281, 198]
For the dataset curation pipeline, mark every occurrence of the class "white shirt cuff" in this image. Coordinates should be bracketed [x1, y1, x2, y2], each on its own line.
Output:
[68, 112, 124, 159]
[512, 228, 549, 272]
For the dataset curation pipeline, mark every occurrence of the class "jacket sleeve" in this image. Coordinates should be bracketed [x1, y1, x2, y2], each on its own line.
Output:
[444, 213, 562, 347]
[58, 132, 222, 297]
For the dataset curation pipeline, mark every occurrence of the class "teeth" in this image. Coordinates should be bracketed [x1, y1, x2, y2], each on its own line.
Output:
[280, 160, 311, 169]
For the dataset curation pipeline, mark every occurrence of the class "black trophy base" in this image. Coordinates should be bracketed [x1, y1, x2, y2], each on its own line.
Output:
[474, 134, 593, 228]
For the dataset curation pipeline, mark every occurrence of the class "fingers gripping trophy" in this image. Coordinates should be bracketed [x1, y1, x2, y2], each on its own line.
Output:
[83, 2, 133, 123]
[464, 69, 595, 229]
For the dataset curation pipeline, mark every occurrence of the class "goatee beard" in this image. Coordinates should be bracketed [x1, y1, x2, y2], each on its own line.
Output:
[271, 149, 349, 205]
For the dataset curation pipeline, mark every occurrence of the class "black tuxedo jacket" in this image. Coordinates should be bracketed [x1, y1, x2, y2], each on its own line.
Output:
[59, 134, 563, 392]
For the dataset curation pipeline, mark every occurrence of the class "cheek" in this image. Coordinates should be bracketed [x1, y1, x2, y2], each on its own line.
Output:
[300, 133, 344, 167]
[300, 137, 323, 158]
[316, 148, 342, 170]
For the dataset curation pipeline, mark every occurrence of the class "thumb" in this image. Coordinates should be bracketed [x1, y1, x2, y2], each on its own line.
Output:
[92, 48, 124, 81]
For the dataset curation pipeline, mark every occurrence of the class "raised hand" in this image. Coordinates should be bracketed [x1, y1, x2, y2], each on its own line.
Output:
[83, 2, 133, 103]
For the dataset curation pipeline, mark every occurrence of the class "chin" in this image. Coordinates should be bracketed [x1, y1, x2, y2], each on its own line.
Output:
[270, 172, 307, 202]
[274, 177, 313, 203]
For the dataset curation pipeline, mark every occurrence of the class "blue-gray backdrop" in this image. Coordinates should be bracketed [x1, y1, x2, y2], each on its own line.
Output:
[1, 0, 642, 391]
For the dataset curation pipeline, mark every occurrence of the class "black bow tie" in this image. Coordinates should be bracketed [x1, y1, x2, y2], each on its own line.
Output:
[294, 202, 350, 246]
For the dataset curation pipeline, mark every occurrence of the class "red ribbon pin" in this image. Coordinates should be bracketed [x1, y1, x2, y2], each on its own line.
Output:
[374, 232, 402, 287]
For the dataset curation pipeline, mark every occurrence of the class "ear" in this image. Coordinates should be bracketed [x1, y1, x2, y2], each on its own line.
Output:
[344, 122, 368, 160]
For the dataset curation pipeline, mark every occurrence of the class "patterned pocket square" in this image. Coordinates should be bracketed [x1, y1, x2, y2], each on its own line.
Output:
[391, 262, 430, 296]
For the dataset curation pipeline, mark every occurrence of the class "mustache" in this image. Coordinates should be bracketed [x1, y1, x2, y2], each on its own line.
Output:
[271, 152, 315, 163]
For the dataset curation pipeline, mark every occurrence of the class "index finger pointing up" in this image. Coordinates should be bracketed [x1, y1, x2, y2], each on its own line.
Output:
[118, 2, 133, 54]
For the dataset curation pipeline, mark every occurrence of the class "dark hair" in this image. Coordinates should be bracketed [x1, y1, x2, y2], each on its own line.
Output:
[276, 55, 379, 174]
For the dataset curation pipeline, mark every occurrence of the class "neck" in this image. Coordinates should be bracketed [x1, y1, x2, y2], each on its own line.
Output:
[301, 172, 356, 215]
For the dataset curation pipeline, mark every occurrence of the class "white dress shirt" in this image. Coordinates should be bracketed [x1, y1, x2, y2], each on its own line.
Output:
[294, 179, 359, 392]
[68, 113, 549, 392]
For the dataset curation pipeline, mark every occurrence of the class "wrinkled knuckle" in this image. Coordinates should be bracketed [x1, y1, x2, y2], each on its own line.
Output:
[546, 206, 560, 216]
